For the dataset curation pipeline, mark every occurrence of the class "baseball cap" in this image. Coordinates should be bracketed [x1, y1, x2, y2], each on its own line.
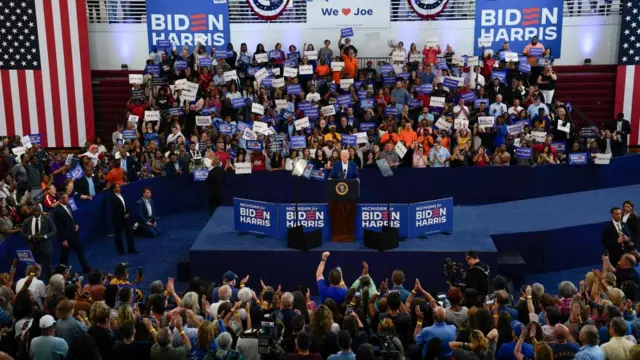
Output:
[223, 271, 238, 282]
[511, 320, 523, 337]
[39, 315, 56, 329]
[366, 61, 373, 65]
[115, 262, 129, 275]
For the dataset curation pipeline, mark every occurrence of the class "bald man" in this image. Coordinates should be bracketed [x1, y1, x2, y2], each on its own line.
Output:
[329, 149, 359, 180]
[415, 306, 456, 359]
[552, 324, 580, 360]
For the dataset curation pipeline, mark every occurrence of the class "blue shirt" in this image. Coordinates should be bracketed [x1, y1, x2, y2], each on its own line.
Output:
[317, 279, 348, 304]
[497, 306, 518, 320]
[87, 177, 96, 197]
[489, 102, 507, 117]
[496, 341, 534, 360]
[527, 103, 549, 118]
[552, 342, 580, 360]
[327, 351, 356, 360]
[429, 147, 451, 168]
[574, 345, 605, 360]
[416, 322, 457, 358]
[391, 285, 411, 302]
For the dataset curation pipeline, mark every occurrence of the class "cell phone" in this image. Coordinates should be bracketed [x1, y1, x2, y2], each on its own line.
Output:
[486, 299, 494, 305]
[437, 293, 446, 300]
[336, 266, 341, 272]
[137, 267, 144, 278]
[346, 305, 353, 314]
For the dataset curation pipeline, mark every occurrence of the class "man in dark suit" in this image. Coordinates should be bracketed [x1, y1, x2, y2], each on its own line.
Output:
[329, 150, 359, 179]
[164, 153, 186, 176]
[110, 183, 138, 255]
[125, 152, 141, 182]
[74, 167, 102, 200]
[52, 192, 90, 272]
[20, 205, 56, 281]
[485, 77, 506, 104]
[612, 113, 632, 155]
[205, 157, 225, 216]
[135, 188, 161, 237]
[602, 207, 632, 266]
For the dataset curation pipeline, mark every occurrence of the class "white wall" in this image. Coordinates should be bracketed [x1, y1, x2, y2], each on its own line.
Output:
[88, 15, 620, 70]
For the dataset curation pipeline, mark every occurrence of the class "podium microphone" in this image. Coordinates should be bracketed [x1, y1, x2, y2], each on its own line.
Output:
[343, 168, 347, 179]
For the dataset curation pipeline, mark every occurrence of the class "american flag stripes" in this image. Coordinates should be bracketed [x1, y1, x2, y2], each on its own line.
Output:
[615, 1, 640, 146]
[0, 0, 94, 147]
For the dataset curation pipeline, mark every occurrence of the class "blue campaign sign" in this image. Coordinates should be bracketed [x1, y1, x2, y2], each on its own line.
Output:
[385, 106, 398, 116]
[233, 198, 278, 237]
[175, 61, 188, 70]
[298, 101, 313, 111]
[398, 72, 410, 80]
[443, 77, 458, 89]
[283, 59, 297, 68]
[360, 122, 376, 131]
[360, 98, 374, 110]
[193, 169, 209, 181]
[337, 94, 352, 107]
[407, 198, 454, 237]
[228, 148, 237, 159]
[408, 98, 422, 109]
[16, 249, 35, 264]
[28, 134, 41, 145]
[356, 204, 409, 239]
[145, 64, 160, 74]
[491, 70, 507, 83]
[357, 90, 367, 98]
[66, 165, 84, 180]
[123, 129, 137, 140]
[287, 52, 301, 61]
[474, 98, 489, 108]
[342, 135, 357, 146]
[232, 98, 246, 109]
[529, 47, 543, 57]
[248, 66, 261, 76]
[551, 141, 566, 152]
[309, 169, 327, 181]
[461, 92, 476, 102]
[437, 62, 448, 70]
[417, 84, 433, 95]
[340, 27, 354, 38]
[291, 136, 307, 149]
[240, 54, 251, 64]
[68, 198, 78, 211]
[277, 204, 330, 240]
[382, 76, 397, 87]
[199, 57, 213, 67]
[474, 0, 563, 57]
[569, 152, 588, 165]
[380, 64, 394, 75]
[262, 77, 273, 88]
[305, 108, 319, 119]
[146, 0, 230, 51]
[287, 84, 301, 95]
[246, 140, 263, 151]
[516, 147, 532, 159]
[269, 50, 282, 60]
[156, 39, 171, 48]
[519, 63, 532, 73]
[237, 121, 250, 133]
[219, 124, 232, 135]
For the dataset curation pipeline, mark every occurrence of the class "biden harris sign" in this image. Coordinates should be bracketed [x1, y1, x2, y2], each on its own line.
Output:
[277, 204, 330, 240]
[408, 198, 453, 237]
[146, 0, 230, 51]
[356, 204, 409, 239]
[234, 198, 278, 237]
[474, 0, 563, 57]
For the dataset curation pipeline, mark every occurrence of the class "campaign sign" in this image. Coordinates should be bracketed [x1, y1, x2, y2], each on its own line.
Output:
[193, 169, 209, 181]
[340, 27, 354, 38]
[219, 124, 232, 135]
[516, 147, 532, 159]
[246, 140, 263, 151]
[491, 70, 507, 83]
[66, 165, 84, 180]
[397, 72, 410, 80]
[474, 0, 564, 57]
[68, 198, 78, 211]
[357, 90, 368, 98]
[380, 64, 394, 75]
[408, 98, 422, 109]
[240, 54, 251, 64]
[233, 198, 278, 237]
[277, 204, 330, 240]
[309, 168, 327, 181]
[269, 50, 282, 60]
[360, 122, 376, 131]
[437, 62, 448, 70]
[385, 107, 398, 116]
[461, 92, 476, 102]
[529, 47, 543, 57]
[304, 108, 319, 119]
[475, 98, 489, 108]
[417, 84, 433, 95]
[519, 63, 531, 73]
[356, 204, 409, 239]
[123, 129, 137, 140]
[443, 77, 459, 89]
[16, 249, 35, 264]
[342, 135, 357, 146]
[28, 134, 41, 145]
[298, 101, 314, 112]
[551, 141, 566, 152]
[569, 152, 588, 165]
[156, 39, 171, 48]
[232, 98, 246, 109]
[407, 198, 453, 237]
[291, 136, 307, 149]
[337, 94, 352, 107]
[145, 64, 160, 74]
[360, 98, 374, 110]
[382, 76, 397, 87]
[175, 61, 188, 70]
[287, 84, 301, 95]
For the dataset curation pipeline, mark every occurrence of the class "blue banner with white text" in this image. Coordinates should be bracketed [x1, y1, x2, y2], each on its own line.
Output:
[408, 198, 454, 237]
[146, 0, 230, 52]
[277, 204, 330, 240]
[356, 204, 409, 239]
[474, 0, 563, 58]
[233, 198, 278, 237]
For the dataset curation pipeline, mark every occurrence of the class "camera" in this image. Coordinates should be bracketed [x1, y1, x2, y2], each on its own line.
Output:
[257, 320, 285, 359]
[444, 258, 465, 286]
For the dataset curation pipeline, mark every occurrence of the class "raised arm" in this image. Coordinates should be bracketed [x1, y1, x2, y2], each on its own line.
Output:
[316, 251, 330, 280]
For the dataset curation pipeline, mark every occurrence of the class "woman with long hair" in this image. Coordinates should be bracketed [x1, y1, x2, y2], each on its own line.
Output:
[309, 305, 340, 358]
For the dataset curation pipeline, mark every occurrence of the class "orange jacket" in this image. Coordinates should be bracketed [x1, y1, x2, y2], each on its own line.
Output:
[341, 54, 358, 79]
[399, 129, 418, 146]
[316, 64, 330, 77]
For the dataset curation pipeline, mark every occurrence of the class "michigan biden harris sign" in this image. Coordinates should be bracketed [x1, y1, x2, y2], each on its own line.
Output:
[474, 0, 564, 57]
[234, 198, 278, 237]
[408, 198, 453, 237]
[146, 0, 230, 51]
[277, 204, 331, 240]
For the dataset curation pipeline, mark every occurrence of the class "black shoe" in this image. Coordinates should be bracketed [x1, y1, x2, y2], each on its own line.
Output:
[117, 251, 126, 256]
[128, 250, 140, 254]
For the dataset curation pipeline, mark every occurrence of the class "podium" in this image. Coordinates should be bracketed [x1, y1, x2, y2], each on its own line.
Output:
[326, 179, 360, 242]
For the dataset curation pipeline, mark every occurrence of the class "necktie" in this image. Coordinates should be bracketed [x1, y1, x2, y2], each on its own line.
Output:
[35, 217, 40, 234]
[67, 206, 74, 224]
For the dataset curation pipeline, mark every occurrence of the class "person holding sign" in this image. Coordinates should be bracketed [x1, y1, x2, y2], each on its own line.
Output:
[329, 150, 359, 180]
[422, 42, 441, 66]
[110, 183, 138, 255]
[536, 65, 557, 105]
[341, 49, 358, 79]
[52, 192, 90, 273]
[20, 205, 56, 282]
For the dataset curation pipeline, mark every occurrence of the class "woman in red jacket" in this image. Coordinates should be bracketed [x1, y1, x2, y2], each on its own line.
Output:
[42, 184, 59, 210]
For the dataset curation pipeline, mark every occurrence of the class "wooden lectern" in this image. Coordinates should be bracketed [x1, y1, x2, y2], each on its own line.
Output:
[326, 179, 360, 242]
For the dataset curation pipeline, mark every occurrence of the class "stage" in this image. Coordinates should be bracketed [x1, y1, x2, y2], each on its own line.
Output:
[189, 184, 640, 292]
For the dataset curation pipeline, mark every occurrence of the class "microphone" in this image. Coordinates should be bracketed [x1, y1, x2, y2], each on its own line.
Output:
[343, 167, 347, 179]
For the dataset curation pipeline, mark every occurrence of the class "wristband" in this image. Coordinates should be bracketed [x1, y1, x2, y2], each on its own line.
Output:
[411, 290, 416, 295]
[150, 329, 157, 333]
[320, 259, 326, 262]
[417, 321, 423, 326]
[180, 331, 185, 336]
[240, 284, 245, 288]
[83, 318, 89, 322]
[526, 296, 532, 300]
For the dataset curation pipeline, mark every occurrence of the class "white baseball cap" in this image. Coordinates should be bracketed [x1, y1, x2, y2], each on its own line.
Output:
[39, 315, 56, 328]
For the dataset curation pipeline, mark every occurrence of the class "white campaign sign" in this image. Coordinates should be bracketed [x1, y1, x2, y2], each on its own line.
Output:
[557, 120, 571, 133]
[235, 163, 252, 174]
[595, 153, 612, 165]
[255, 68, 269, 84]
[531, 131, 547, 142]
[21, 136, 32, 148]
[425, 38, 439, 48]
[181, 89, 197, 102]
[391, 53, 405, 62]
[429, 97, 446, 108]
[356, 132, 368, 144]
[195, 116, 211, 126]
[321, 105, 336, 116]
[340, 78, 354, 90]
[12, 146, 25, 156]
[331, 62, 344, 71]
[255, 53, 268, 63]
[224, 70, 238, 82]
[242, 128, 257, 141]
[504, 52, 519, 62]
[251, 103, 265, 115]
[304, 51, 318, 60]
[409, 54, 424, 63]
[272, 77, 285, 88]
[65, 154, 73, 165]
[272, 68, 281, 76]
[299, 65, 313, 75]
[454, 119, 469, 130]
[275, 99, 288, 109]
[467, 57, 479, 67]
[394, 141, 407, 158]
[252, 121, 269, 134]
[294, 117, 310, 131]
[478, 37, 492, 48]
[283, 67, 298, 78]
[129, 74, 143, 84]
[144, 111, 160, 122]
[175, 79, 187, 90]
[128, 115, 139, 123]
[435, 118, 452, 131]
[306, 0, 390, 28]
[478, 116, 495, 129]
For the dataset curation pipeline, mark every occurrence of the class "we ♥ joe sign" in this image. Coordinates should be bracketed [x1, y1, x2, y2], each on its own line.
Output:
[306, 0, 390, 28]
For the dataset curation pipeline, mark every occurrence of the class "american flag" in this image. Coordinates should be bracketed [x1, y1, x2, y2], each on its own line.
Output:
[0, 0, 94, 147]
[255, 209, 264, 219]
[615, 1, 640, 146]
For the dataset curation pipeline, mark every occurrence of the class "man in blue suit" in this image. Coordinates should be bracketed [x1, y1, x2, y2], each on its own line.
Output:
[135, 188, 161, 237]
[329, 150, 359, 179]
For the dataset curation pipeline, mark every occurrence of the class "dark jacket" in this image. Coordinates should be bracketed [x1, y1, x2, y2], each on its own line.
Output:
[602, 221, 632, 266]
[110, 192, 129, 225]
[164, 160, 186, 176]
[75, 175, 102, 197]
[466, 262, 490, 297]
[52, 205, 77, 244]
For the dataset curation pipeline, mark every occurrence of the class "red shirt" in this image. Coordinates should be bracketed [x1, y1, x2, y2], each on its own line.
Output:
[215, 150, 230, 166]
[130, 103, 146, 119]
[481, 58, 496, 78]
[43, 193, 56, 208]
[532, 143, 558, 158]
[251, 153, 266, 171]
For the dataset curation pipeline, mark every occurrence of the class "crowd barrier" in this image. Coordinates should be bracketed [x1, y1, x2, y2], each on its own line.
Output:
[1, 154, 639, 275]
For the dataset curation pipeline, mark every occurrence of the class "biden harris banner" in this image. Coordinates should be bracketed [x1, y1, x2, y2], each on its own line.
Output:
[146, 0, 230, 51]
[277, 204, 330, 240]
[474, 0, 563, 57]
[233, 198, 278, 237]
[408, 198, 454, 237]
[355, 204, 409, 239]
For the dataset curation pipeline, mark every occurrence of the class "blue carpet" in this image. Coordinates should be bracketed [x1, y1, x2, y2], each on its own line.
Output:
[64, 211, 209, 292]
